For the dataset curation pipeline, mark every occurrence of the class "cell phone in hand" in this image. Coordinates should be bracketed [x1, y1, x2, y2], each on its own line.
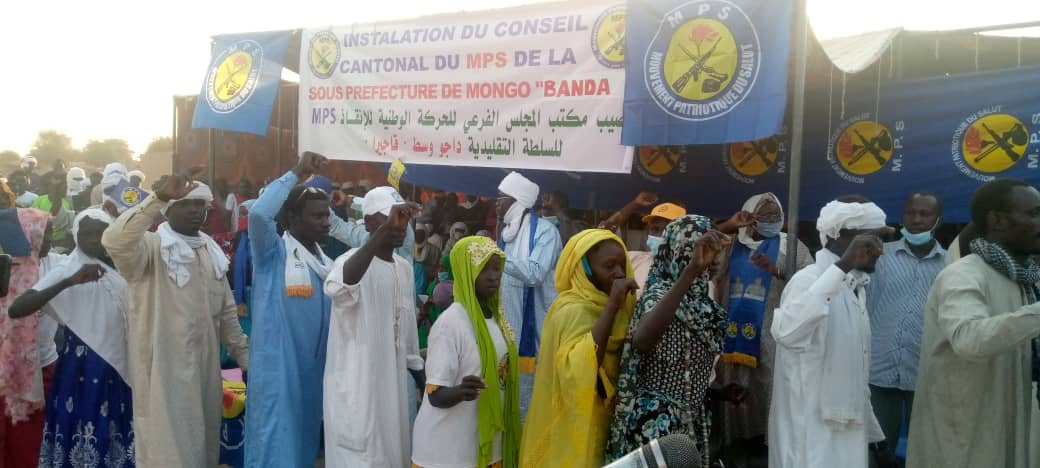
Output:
[0, 254, 11, 298]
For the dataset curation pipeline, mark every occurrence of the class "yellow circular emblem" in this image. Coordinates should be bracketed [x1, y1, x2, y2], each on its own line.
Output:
[309, 31, 340, 79]
[962, 114, 1029, 174]
[742, 323, 756, 339]
[592, 6, 626, 68]
[727, 321, 739, 338]
[121, 188, 140, 205]
[212, 51, 254, 103]
[836, 121, 894, 176]
[639, 146, 682, 176]
[729, 137, 779, 177]
[663, 19, 738, 102]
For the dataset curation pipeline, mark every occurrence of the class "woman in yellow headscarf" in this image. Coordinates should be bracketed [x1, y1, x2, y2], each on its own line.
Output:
[520, 229, 638, 468]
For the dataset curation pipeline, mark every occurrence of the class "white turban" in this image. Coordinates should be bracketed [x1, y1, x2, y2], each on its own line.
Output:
[162, 182, 214, 216]
[20, 155, 37, 168]
[128, 170, 146, 184]
[103, 163, 128, 178]
[67, 167, 88, 196]
[72, 208, 114, 242]
[498, 171, 539, 209]
[817, 200, 887, 247]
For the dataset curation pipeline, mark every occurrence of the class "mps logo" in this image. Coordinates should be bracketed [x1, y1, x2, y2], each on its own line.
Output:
[120, 187, 141, 205]
[643, 0, 760, 121]
[637, 146, 685, 182]
[308, 31, 340, 79]
[827, 114, 903, 184]
[591, 5, 626, 69]
[952, 108, 1032, 182]
[204, 40, 264, 114]
[722, 134, 786, 184]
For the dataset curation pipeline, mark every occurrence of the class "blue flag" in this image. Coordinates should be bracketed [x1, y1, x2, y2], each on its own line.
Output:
[192, 30, 290, 136]
[622, 0, 792, 145]
[107, 178, 149, 213]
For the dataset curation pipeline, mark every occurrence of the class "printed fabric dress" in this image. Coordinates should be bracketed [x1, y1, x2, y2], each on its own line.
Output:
[606, 215, 728, 467]
[38, 330, 135, 468]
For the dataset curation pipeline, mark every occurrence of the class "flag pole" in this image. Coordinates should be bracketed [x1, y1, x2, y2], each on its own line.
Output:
[785, 0, 810, 277]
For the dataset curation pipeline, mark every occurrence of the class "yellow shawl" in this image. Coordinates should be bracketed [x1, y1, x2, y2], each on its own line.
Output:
[519, 229, 637, 468]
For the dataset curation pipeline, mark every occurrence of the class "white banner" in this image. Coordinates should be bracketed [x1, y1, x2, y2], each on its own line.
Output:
[299, 0, 632, 173]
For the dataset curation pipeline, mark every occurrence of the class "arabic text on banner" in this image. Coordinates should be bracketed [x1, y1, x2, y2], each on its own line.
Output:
[622, 0, 792, 146]
[403, 64, 1040, 223]
[298, 0, 633, 174]
[192, 30, 291, 136]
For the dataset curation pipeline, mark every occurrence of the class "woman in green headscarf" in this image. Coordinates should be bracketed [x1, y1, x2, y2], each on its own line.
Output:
[412, 236, 521, 468]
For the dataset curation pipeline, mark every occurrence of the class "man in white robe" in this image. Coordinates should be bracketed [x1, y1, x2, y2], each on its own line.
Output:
[323, 187, 424, 468]
[769, 196, 888, 468]
[102, 175, 249, 467]
[908, 179, 1040, 468]
[496, 172, 562, 416]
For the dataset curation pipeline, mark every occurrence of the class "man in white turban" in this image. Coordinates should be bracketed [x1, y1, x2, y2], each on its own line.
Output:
[128, 169, 146, 187]
[769, 195, 891, 468]
[496, 171, 562, 416]
[102, 174, 249, 467]
[91, 162, 129, 206]
[19, 155, 42, 193]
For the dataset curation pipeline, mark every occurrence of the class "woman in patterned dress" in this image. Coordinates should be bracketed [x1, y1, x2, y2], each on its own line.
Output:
[10, 209, 134, 467]
[606, 215, 731, 467]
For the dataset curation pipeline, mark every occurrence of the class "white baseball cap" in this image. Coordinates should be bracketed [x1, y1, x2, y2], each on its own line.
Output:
[360, 186, 405, 216]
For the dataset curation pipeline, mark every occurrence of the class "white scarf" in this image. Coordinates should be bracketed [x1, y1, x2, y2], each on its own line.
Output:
[737, 192, 788, 256]
[283, 231, 332, 297]
[157, 222, 229, 287]
[498, 171, 539, 243]
[49, 250, 131, 383]
[500, 204, 527, 243]
[815, 249, 873, 430]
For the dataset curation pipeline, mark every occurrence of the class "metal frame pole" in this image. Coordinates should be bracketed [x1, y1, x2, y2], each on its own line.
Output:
[785, 0, 810, 277]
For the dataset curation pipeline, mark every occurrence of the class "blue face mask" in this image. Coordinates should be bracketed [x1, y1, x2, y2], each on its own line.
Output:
[754, 220, 783, 238]
[543, 215, 559, 226]
[901, 227, 934, 246]
[438, 271, 451, 281]
[646, 235, 664, 254]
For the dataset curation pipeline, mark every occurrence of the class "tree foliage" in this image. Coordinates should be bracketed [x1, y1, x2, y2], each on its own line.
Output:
[0, 150, 19, 167]
[81, 139, 134, 167]
[145, 136, 174, 155]
[27, 130, 79, 169]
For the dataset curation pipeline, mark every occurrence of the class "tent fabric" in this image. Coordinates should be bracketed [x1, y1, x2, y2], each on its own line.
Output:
[819, 28, 903, 74]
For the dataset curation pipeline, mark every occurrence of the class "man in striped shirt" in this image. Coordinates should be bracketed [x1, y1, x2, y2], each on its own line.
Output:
[866, 192, 946, 467]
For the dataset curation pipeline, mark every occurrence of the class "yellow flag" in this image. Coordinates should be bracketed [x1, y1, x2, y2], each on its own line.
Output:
[388, 158, 406, 190]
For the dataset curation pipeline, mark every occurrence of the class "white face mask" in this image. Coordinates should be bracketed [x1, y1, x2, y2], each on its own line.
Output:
[646, 235, 664, 254]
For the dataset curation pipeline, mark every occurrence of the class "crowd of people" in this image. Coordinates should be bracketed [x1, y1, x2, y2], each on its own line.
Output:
[2, 150, 1040, 468]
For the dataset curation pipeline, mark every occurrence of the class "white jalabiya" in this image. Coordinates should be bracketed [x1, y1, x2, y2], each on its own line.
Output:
[769, 249, 884, 468]
[323, 249, 424, 468]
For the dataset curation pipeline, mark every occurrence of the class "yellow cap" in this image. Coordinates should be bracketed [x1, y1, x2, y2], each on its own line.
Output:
[642, 203, 686, 224]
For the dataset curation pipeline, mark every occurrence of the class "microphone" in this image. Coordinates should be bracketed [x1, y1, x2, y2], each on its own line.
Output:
[603, 433, 701, 468]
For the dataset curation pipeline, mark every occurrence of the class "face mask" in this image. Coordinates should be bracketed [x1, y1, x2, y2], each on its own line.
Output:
[438, 271, 451, 281]
[543, 215, 559, 226]
[754, 220, 783, 238]
[901, 226, 933, 246]
[646, 235, 664, 254]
